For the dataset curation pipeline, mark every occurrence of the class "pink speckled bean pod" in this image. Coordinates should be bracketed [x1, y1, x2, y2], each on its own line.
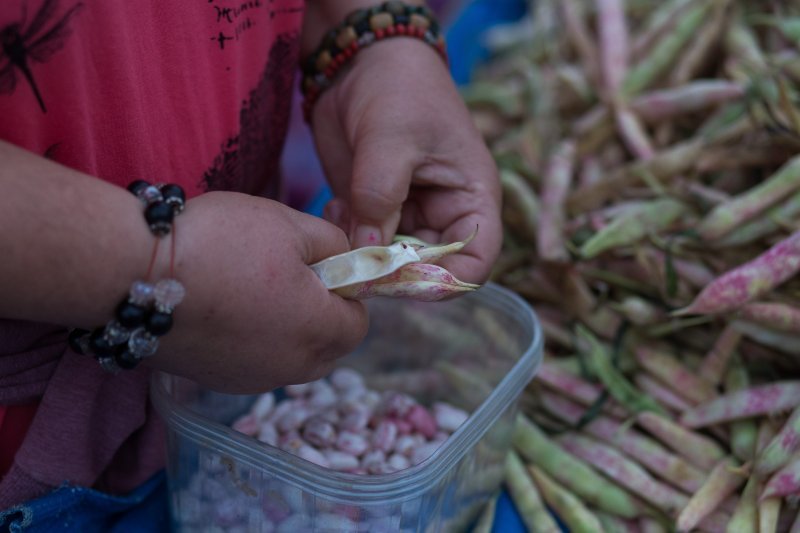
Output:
[675, 230, 800, 316]
[334, 262, 479, 301]
[762, 452, 800, 499]
[680, 381, 800, 428]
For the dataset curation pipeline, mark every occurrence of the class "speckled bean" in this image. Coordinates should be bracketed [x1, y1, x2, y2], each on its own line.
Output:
[277, 406, 312, 433]
[316, 513, 359, 532]
[257, 422, 278, 447]
[278, 432, 304, 454]
[372, 421, 399, 452]
[433, 403, 469, 432]
[302, 417, 337, 448]
[284, 382, 312, 398]
[406, 405, 437, 439]
[261, 497, 291, 524]
[330, 368, 365, 391]
[381, 392, 416, 417]
[309, 381, 338, 408]
[391, 418, 412, 435]
[387, 453, 410, 472]
[341, 407, 370, 432]
[279, 486, 305, 512]
[362, 450, 386, 473]
[368, 516, 405, 533]
[362, 391, 382, 410]
[432, 431, 449, 444]
[319, 407, 340, 424]
[231, 413, 259, 436]
[339, 388, 366, 404]
[337, 431, 369, 456]
[297, 444, 330, 468]
[411, 442, 443, 465]
[266, 400, 295, 424]
[251, 392, 275, 420]
[275, 514, 310, 533]
[323, 450, 360, 471]
[393, 435, 423, 457]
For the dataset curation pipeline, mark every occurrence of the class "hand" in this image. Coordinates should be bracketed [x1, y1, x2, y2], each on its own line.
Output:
[150, 192, 368, 394]
[311, 38, 502, 284]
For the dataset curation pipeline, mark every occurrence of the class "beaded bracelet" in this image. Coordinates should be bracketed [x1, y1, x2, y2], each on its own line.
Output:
[300, 1, 447, 122]
[68, 181, 186, 374]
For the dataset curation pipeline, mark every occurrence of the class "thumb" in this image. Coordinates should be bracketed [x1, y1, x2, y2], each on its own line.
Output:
[348, 137, 414, 247]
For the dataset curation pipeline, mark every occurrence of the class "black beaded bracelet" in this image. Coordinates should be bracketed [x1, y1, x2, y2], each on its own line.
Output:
[68, 181, 186, 373]
[300, 2, 447, 122]
[126, 180, 186, 236]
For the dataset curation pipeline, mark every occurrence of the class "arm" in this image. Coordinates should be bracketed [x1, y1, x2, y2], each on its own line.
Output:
[0, 140, 158, 327]
[0, 140, 368, 393]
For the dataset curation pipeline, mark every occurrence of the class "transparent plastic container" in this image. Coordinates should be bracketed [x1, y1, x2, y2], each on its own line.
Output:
[151, 282, 543, 532]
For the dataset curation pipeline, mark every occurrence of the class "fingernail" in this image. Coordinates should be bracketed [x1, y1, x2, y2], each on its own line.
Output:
[353, 225, 382, 247]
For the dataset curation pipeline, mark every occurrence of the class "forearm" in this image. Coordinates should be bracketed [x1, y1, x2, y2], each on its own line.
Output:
[0, 140, 164, 329]
[301, 0, 426, 58]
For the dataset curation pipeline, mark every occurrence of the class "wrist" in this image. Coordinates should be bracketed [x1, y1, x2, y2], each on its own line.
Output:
[301, 0, 427, 58]
[300, 2, 446, 123]
[68, 181, 188, 372]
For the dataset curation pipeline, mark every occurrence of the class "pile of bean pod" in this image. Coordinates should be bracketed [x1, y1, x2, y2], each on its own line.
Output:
[230, 367, 470, 475]
[461, 0, 800, 532]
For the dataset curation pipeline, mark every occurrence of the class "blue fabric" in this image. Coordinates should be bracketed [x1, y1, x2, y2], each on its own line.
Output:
[444, 0, 528, 86]
[493, 489, 526, 533]
[0, 471, 169, 533]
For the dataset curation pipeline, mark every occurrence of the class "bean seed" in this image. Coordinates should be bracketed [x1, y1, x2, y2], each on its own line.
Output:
[251, 392, 275, 420]
[323, 450, 360, 471]
[330, 368, 365, 391]
[337, 431, 369, 456]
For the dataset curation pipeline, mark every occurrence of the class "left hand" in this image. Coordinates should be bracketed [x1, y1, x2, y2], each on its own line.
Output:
[310, 38, 502, 284]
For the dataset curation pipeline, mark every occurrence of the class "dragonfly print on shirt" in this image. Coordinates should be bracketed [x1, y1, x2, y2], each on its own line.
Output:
[0, 0, 84, 113]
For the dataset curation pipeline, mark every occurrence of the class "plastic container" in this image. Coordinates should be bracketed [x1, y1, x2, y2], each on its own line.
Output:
[151, 282, 543, 532]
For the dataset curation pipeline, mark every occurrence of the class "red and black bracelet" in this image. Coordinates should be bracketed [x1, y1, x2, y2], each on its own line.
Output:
[300, 2, 448, 122]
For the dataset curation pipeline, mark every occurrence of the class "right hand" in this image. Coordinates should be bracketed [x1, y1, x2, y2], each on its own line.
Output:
[150, 191, 368, 394]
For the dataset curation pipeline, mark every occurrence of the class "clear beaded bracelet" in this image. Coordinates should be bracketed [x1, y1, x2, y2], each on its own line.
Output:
[68, 181, 186, 373]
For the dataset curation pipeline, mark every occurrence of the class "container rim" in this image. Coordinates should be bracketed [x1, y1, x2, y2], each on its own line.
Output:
[151, 282, 543, 504]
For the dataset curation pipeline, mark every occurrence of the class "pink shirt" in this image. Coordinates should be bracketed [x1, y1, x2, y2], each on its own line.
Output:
[0, 0, 303, 507]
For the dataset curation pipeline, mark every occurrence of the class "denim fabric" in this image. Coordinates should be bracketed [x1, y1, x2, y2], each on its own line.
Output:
[0, 471, 168, 533]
